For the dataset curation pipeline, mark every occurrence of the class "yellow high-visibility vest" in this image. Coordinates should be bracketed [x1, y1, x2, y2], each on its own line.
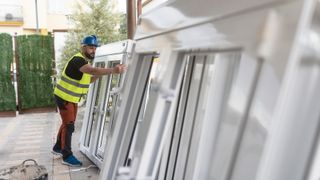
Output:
[54, 53, 91, 103]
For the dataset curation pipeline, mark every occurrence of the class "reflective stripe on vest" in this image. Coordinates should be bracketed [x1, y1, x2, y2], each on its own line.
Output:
[54, 53, 91, 103]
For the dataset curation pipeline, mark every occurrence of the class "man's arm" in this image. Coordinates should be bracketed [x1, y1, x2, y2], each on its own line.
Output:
[80, 64, 114, 75]
[79, 63, 127, 76]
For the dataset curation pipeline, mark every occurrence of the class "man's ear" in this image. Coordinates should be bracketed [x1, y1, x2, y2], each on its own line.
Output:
[81, 45, 85, 50]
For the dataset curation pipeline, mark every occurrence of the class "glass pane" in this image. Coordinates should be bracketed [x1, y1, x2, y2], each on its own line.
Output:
[184, 54, 216, 178]
[96, 61, 121, 158]
[169, 51, 246, 180]
[84, 62, 106, 147]
[231, 60, 283, 180]
[208, 54, 258, 179]
[174, 55, 207, 179]
[125, 56, 160, 166]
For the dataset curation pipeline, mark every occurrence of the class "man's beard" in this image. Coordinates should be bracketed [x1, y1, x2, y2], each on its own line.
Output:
[85, 52, 95, 60]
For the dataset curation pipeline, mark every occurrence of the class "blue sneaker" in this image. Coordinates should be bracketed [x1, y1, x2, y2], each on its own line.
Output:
[62, 155, 82, 167]
[51, 149, 63, 157]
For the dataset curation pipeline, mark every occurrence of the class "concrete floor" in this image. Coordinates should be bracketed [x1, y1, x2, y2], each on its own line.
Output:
[0, 107, 99, 180]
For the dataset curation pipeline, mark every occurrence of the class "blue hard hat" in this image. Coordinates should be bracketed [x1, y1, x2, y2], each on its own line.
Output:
[81, 35, 99, 47]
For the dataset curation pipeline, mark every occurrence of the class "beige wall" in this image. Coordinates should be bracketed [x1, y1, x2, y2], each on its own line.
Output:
[0, 26, 23, 35]
[21, 0, 48, 32]
[46, 0, 77, 32]
[47, 14, 70, 32]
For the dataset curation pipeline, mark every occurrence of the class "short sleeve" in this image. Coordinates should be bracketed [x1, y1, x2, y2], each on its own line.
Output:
[65, 56, 89, 80]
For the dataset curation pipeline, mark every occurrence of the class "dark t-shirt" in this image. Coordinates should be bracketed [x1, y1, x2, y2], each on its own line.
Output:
[65, 56, 88, 80]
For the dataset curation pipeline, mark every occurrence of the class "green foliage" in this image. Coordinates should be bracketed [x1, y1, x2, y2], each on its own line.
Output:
[0, 33, 16, 111]
[58, 0, 127, 74]
[118, 13, 128, 40]
[16, 35, 55, 109]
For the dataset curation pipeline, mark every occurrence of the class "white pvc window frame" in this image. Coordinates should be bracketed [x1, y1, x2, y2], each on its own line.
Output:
[79, 40, 134, 168]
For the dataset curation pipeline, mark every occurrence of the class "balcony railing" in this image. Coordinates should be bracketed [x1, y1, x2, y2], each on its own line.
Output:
[0, 4, 23, 22]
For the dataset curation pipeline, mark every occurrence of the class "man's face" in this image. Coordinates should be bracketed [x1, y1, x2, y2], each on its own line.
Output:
[83, 45, 97, 60]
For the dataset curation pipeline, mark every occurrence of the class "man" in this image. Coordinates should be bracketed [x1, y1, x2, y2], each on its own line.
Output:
[52, 35, 126, 166]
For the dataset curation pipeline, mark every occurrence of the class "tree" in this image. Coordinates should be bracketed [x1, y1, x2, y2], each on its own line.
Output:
[58, 0, 127, 73]
[118, 13, 127, 41]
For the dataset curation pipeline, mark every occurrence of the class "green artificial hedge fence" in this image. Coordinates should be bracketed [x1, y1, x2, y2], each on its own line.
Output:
[16, 35, 55, 110]
[0, 33, 16, 111]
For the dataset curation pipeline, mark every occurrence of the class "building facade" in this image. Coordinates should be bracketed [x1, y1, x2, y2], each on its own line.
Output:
[0, 0, 77, 35]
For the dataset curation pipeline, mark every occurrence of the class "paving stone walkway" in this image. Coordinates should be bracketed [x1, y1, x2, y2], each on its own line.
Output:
[0, 107, 99, 180]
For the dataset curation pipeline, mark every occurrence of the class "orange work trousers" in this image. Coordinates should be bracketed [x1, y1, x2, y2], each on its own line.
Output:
[53, 95, 78, 159]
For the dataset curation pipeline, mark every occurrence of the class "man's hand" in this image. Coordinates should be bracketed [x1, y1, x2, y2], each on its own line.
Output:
[113, 64, 127, 74]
